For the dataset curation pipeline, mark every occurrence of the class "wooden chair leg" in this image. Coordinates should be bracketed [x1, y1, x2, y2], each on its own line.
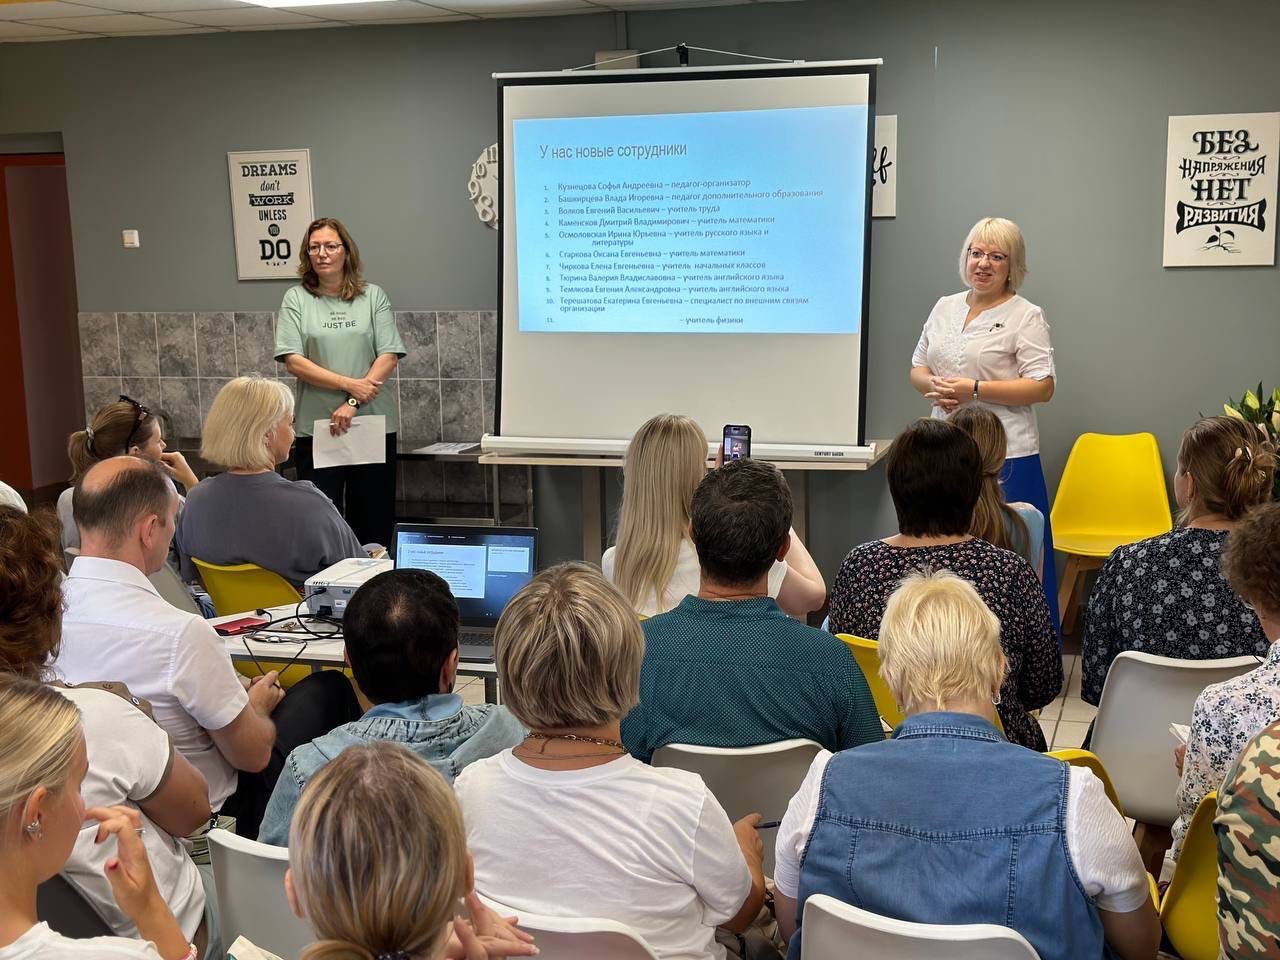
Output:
[1059, 555, 1084, 635]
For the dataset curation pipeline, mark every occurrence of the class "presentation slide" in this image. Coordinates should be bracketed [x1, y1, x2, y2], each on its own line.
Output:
[513, 106, 866, 335]
[399, 543, 486, 599]
[488, 545, 532, 573]
[498, 64, 875, 447]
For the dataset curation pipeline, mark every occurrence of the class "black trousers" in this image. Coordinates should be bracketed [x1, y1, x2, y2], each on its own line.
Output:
[220, 670, 361, 839]
[293, 432, 398, 546]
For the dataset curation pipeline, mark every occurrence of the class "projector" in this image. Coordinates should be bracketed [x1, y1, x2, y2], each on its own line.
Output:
[303, 558, 393, 619]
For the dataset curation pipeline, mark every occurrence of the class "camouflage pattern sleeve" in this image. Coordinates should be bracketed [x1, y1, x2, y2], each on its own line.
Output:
[1215, 719, 1280, 959]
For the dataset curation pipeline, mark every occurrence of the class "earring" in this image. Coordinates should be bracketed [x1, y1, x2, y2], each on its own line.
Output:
[991, 693, 1002, 707]
[25, 820, 42, 839]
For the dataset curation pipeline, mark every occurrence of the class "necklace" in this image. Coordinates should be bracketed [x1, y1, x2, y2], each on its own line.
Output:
[524, 732, 625, 749]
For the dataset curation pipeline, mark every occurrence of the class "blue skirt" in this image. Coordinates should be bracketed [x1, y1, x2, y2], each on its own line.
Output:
[1001, 453, 1061, 641]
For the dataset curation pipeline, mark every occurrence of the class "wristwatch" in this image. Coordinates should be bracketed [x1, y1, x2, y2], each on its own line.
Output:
[345, 396, 360, 409]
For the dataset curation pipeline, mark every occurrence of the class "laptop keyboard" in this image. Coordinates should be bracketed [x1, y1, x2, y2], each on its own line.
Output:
[459, 631, 494, 652]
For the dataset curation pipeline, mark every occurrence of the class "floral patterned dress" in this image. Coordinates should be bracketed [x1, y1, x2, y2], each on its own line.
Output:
[1080, 527, 1268, 706]
[828, 538, 1062, 750]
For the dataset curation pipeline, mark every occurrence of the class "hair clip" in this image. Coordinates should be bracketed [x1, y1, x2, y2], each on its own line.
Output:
[85, 425, 97, 456]
[375, 952, 410, 960]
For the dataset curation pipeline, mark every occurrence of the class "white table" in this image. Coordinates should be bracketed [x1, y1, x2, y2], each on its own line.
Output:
[215, 604, 499, 703]
[479, 442, 892, 565]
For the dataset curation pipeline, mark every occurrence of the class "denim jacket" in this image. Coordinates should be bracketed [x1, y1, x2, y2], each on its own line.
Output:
[790, 712, 1107, 960]
[258, 694, 525, 845]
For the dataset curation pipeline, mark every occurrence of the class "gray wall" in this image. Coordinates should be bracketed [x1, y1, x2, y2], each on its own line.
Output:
[2, 0, 1278, 573]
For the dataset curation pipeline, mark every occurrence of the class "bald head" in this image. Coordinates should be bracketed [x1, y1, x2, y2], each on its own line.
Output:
[74, 456, 175, 549]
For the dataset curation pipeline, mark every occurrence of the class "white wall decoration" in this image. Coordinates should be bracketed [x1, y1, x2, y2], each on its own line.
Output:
[226, 149, 314, 280]
[1163, 113, 1279, 267]
[470, 143, 499, 230]
[872, 114, 897, 219]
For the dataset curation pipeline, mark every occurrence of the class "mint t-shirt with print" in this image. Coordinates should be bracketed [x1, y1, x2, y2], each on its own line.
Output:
[274, 283, 406, 437]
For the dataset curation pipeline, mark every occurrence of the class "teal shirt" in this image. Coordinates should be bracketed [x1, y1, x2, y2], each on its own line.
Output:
[274, 283, 406, 437]
[622, 596, 884, 763]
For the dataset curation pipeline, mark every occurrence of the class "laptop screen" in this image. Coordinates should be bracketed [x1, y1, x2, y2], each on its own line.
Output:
[393, 524, 538, 627]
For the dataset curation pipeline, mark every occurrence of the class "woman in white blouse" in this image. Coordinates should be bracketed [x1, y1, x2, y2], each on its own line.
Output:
[909, 217, 1059, 629]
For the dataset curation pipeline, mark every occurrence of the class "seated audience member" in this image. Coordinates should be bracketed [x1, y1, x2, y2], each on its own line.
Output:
[176, 376, 365, 588]
[1215, 715, 1280, 959]
[602, 414, 825, 617]
[258, 568, 524, 845]
[0, 673, 197, 960]
[0, 507, 213, 952]
[59, 396, 199, 553]
[622, 458, 883, 762]
[283, 742, 535, 960]
[1173, 501, 1280, 871]
[827, 419, 1061, 749]
[55, 456, 359, 839]
[776, 571, 1160, 960]
[456, 563, 766, 960]
[1082, 416, 1274, 705]
[950, 405, 1044, 577]
[0, 480, 25, 513]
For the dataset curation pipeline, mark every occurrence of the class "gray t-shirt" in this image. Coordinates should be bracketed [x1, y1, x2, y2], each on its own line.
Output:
[176, 471, 364, 587]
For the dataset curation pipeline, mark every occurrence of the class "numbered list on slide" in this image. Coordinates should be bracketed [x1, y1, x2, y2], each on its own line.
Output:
[512, 106, 868, 335]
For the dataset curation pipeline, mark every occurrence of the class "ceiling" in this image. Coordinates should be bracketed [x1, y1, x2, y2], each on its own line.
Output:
[0, 0, 791, 42]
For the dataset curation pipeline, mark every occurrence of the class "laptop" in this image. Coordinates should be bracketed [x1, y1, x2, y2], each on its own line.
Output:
[392, 523, 538, 662]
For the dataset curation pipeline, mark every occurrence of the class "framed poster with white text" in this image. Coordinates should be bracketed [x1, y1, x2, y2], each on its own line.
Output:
[1163, 113, 1279, 267]
[227, 149, 315, 280]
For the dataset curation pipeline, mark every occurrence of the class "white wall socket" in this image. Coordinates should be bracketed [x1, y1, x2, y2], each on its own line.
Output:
[121, 229, 140, 248]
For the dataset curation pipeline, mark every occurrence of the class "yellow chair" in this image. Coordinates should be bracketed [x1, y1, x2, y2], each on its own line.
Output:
[1050, 433, 1172, 633]
[1047, 748, 1123, 815]
[192, 558, 308, 687]
[1159, 792, 1219, 960]
[837, 634, 903, 731]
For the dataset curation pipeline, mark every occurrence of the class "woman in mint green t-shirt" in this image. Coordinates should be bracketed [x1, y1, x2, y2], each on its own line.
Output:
[274, 217, 405, 545]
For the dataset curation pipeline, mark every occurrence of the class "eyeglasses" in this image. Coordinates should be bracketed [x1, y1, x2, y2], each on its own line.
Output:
[307, 242, 344, 256]
[968, 247, 1009, 264]
[118, 394, 151, 451]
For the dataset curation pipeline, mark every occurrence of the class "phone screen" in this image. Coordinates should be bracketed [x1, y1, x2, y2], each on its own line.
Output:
[722, 424, 752, 461]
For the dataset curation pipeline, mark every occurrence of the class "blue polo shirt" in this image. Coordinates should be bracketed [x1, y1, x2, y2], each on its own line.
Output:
[622, 595, 884, 763]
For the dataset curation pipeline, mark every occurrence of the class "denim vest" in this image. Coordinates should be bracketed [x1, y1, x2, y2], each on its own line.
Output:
[257, 694, 525, 845]
[790, 712, 1106, 960]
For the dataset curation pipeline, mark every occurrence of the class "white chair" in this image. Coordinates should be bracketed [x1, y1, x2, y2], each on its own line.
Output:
[1091, 651, 1256, 825]
[208, 828, 313, 959]
[800, 893, 1041, 960]
[149, 560, 202, 615]
[650, 738, 822, 876]
[478, 896, 657, 960]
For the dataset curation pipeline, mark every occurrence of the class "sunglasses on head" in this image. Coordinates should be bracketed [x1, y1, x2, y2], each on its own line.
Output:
[119, 394, 151, 451]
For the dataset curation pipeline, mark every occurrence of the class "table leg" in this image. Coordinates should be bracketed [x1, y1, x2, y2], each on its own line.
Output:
[484, 675, 499, 704]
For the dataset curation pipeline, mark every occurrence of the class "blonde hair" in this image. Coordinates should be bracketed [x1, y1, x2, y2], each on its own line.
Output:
[200, 376, 294, 471]
[949, 406, 1029, 557]
[290, 742, 467, 960]
[959, 217, 1027, 291]
[1177, 416, 1276, 523]
[878, 570, 1006, 713]
[613, 415, 708, 613]
[0, 674, 82, 826]
[496, 562, 644, 730]
[297, 217, 368, 303]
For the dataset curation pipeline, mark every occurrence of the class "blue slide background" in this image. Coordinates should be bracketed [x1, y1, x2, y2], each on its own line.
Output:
[513, 105, 868, 335]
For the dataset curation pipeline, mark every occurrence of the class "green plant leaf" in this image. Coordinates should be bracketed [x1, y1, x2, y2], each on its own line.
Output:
[1224, 403, 1245, 420]
[1244, 389, 1260, 410]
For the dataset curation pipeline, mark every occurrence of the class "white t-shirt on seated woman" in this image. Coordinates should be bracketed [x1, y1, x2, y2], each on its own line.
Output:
[0, 924, 161, 959]
[455, 751, 751, 960]
[601, 540, 787, 617]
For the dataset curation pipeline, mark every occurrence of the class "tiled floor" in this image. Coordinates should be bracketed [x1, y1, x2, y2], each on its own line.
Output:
[1040, 653, 1097, 750]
